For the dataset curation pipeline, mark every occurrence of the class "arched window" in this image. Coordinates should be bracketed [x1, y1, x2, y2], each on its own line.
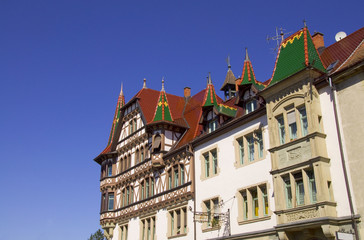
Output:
[140, 146, 144, 162]
[135, 148, 140, 164]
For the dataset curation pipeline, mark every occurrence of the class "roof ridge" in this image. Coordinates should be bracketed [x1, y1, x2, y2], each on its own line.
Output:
[335, 39, 364, 72]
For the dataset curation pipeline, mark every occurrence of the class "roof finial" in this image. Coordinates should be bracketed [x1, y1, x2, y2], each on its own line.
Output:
[143, 78, 147, 89]
[208, 72, 212, 84]
[303, 19, 307, 28]
[245, 48, 250, 62]
[226, 55, 231, 69]
[120, 82, 124, 96]
[161, 77, 165, 92]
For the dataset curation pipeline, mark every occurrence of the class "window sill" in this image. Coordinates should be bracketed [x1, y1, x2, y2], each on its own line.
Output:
[238, 215, 271, 225]
[202, 225, 221, 232]
[168, 233, 187, 239]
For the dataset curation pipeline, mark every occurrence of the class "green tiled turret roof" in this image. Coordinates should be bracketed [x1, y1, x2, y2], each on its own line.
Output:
[267, 27, 326, 87]
[153, 80, 174, 122]
[202, 74, 219, 108]
[236, 48, 265, 91]
[202, 74, 237, 117]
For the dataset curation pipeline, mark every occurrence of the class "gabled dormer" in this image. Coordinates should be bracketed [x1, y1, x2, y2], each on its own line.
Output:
[200, 74, 237, 133]
[149, 79, 186, 168]
[235, 48, 265, 114]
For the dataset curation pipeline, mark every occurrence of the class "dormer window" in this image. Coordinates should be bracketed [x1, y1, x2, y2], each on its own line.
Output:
[243, 89, 257, 114]
[205, 110, 219, 133]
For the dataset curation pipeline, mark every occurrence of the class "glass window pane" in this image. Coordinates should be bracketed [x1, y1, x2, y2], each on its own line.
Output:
[277, 116, 285, 144]
[212, 150, 218, 174]
[247, 136, 254, 162]
[299, 107, 308, 137]
[238, 139, 244, 164]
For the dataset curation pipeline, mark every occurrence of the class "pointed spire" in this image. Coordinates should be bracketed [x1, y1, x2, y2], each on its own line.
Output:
[227, 55, 231, 69]
[245, 48, 250, 62]
[303, 19, 307, 28]
[143, 78, 147, 89]
[161, 77, 165, 92]
[120, 82, 124, 96]
[208, 72, 212, 85]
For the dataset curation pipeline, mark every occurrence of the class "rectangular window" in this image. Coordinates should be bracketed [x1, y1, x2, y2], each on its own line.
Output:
[205, 200, 211, 227]
[204, 153, 210, 178]
[277, 115, 285, 144]
[126, 188, 130, 205]
[212, 150, 218, 175]
[261, 186, 268, 216]
[168, 171, 172, 190]
[174, 168, 179, 188]
[120, 225, 128, 240]
[295, 172, 305, 206]
[141, 182, 145, 200]
[122, 190, 126, 207]
[202, 149, 218, 178]
[307, 170, 317, 203]
[146, 179, 150, 198]
[239, 184, 269, 222]
[299, 107, 308, 137]
[208, 120, 218, 133]
[108, 162, 112, 177]
[257, 132, 264, 158]
[238, 139, 244, 164]
[247, 135, 255, 162]
[108, 193, 114, 211]
[169, 207, 187, 236]
[141, 217, 155, 240]
[251, 189, 259, 218]
[181, 167, 184, 185]
[246, 100, 257, 114]
[204, 198, 219, 228]
[284, 177, 292, 208]
[287, 110, 297, 140]
[151, 178, 154, 197]
[242, 191, 248, 220]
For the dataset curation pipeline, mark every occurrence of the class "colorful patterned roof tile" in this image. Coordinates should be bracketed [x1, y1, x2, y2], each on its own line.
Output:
[153, 89, 174, 122]
[202, 75, 220, 108]
[100, 84, 125, 155]
[218, 104, 237, 117]
[236, 48, 265, 91]
[266, 27, 326, 87]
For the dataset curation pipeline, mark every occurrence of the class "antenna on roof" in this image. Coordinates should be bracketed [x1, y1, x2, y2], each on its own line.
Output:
[267, 27, 292, 52]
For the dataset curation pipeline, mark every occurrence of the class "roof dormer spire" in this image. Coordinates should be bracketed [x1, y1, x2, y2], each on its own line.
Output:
[161, 77, 165, 92]
[245, 48, 250, 62]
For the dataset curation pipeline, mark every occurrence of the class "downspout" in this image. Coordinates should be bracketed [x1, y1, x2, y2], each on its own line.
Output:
[329, 77, 359, 240]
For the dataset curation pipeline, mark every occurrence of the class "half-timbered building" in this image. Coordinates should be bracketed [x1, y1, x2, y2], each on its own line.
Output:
[94, 25, 364, 240]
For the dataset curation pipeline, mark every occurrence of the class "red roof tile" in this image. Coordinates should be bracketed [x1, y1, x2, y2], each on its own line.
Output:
[321, 27, 364, 72]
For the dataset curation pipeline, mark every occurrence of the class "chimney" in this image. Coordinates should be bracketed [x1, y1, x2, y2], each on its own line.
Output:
[184, 87, 191, 100]
[312, 32, 325, 54]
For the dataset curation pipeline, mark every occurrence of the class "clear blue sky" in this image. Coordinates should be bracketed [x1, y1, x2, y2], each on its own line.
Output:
[0, 1, 362, 239]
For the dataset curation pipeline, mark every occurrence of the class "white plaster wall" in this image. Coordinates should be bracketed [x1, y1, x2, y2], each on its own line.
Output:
[319, 86, 351, 217]
[110, 200, 195, 240]
[194, 115, 276, 239]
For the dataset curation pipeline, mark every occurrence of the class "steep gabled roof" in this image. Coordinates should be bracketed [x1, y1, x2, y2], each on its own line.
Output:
[266, 27, 326, 87]
[220, 67, 236, 90]
[100, 84, 125, 155]
[236, 49, 265, 90]
[202, 75, 237, 117]
[152, 80, 174, 122]
[320, 27, 364, 73]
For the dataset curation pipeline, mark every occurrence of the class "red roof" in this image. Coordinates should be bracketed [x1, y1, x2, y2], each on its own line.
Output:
[320, 27, 364, 72]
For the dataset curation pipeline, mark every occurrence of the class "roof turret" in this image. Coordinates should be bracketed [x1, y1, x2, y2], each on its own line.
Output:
[266, 26, 326, 87]
[152, 79, 174, 122]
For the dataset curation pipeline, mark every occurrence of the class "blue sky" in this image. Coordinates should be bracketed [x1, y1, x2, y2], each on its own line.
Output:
[0, 1, 362, 239]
